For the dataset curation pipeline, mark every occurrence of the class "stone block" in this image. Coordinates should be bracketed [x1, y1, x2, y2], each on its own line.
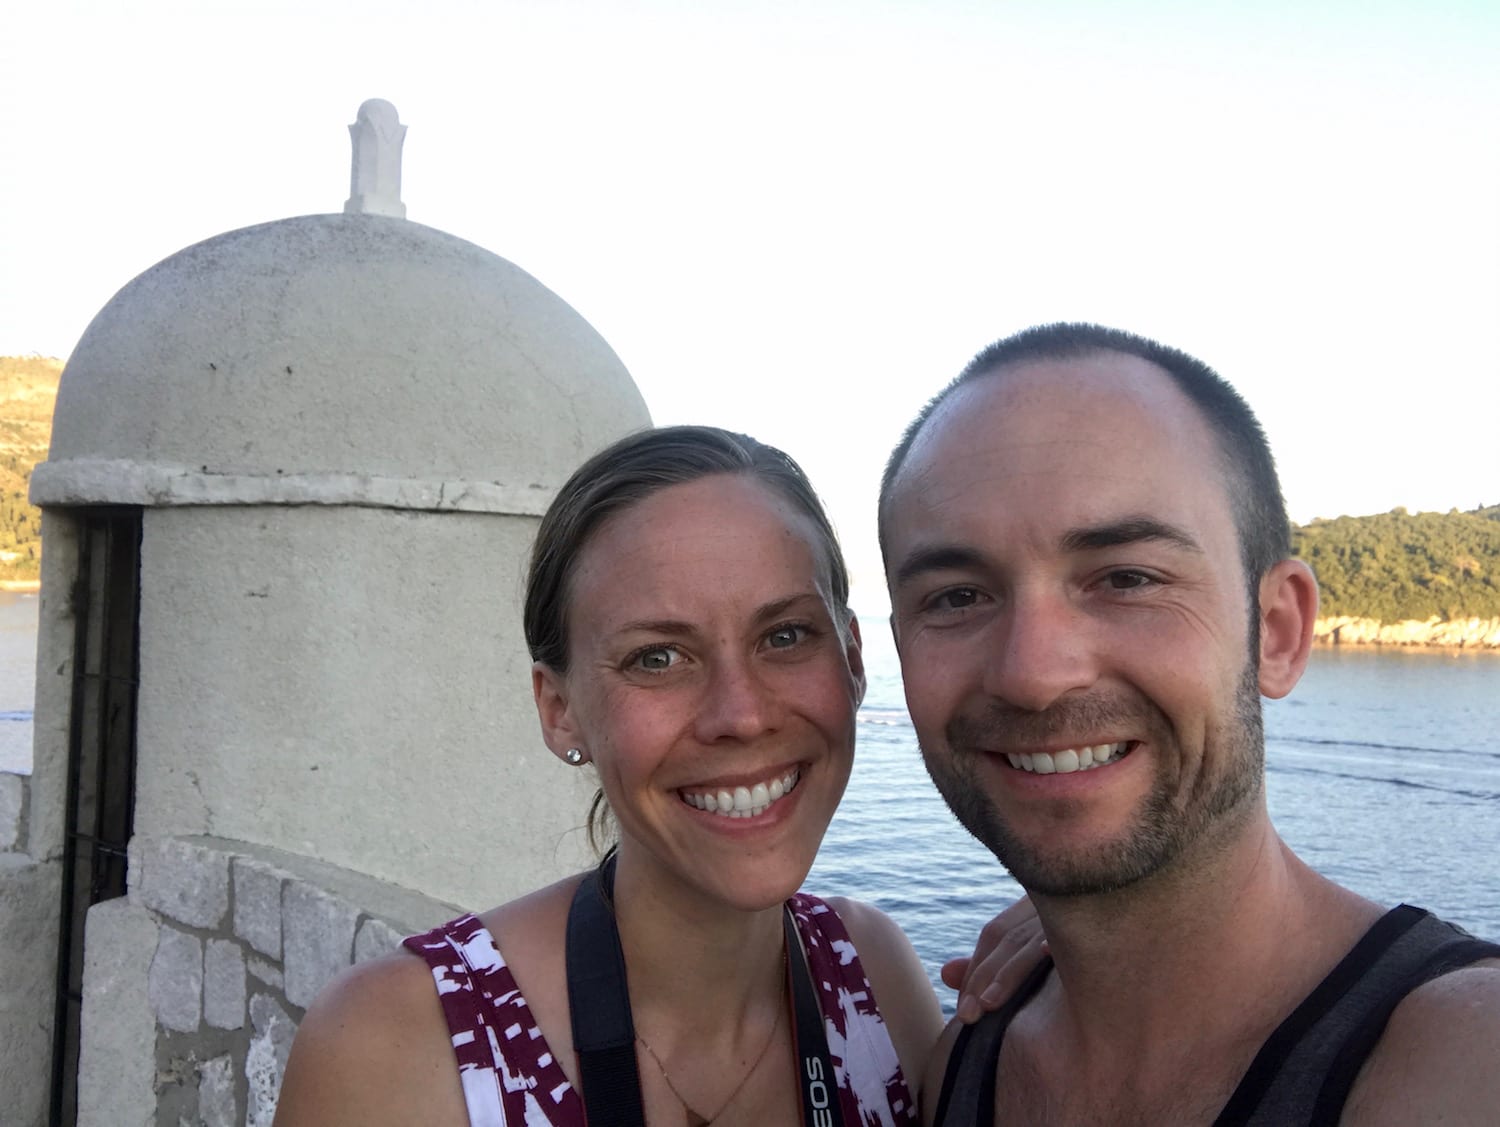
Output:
[198, 1054, 237, 1127]
[246, 993, 297, 1127]
[282, 880, 359, 1008]
[76, 898, 158, 1127]
[233, 856, 287, 959]
[246, 955, 283, 990]
[148, 927, 202, 1033]
[0, 856, 61, 1127]
[132, 836, 229, 929]
[204, 939, 246, 1030]
[0, 772, 24, 851]
[355, 916, 405, 963]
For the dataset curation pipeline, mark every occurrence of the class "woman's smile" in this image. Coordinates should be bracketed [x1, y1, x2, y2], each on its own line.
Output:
[679, 765, 801, 818]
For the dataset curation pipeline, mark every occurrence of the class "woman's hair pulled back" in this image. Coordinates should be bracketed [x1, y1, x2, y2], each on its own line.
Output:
[524, 424, 852, 674]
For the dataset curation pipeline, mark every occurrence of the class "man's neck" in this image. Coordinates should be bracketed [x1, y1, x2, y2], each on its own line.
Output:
[1026, 815, 1381, 1072]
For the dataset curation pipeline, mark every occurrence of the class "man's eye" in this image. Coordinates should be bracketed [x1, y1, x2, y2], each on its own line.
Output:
[935, 587, 981, 610]
[1107, 571, 1154, 590]
[634, 646, 680, 670]
[766, 624, 808, 649]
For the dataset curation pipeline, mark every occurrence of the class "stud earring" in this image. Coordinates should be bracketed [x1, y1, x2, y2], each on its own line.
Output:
[565, 748, 585, 766]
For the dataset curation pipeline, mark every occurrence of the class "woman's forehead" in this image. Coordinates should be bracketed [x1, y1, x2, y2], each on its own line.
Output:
[567, 475, 836, 627]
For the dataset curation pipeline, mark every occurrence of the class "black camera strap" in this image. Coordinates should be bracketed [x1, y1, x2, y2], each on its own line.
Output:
[566, 855, 646, 1126]
[565, 854, 844, 1127]
[782, 902, 846, 1127]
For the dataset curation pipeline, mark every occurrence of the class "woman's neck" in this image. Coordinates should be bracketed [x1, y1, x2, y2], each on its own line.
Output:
[608, 846, 791, 1041]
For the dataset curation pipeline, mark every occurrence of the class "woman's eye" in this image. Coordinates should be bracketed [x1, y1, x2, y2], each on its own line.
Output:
[633, 646, 680, 671]
[766, 624, 808, 649]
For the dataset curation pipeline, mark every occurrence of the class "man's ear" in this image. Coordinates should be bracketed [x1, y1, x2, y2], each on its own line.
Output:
[1257, 558, 1319, 699]
[532, 661, 586, 764]
[845, 614, 867, 706]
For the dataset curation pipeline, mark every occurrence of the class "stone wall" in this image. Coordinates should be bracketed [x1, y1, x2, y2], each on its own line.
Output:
[0, 768, 62, 1127]
[1313, 615, 1500, 649]
[78, 835, 458, 1127]
[0, 770, 25, 852]
[0, 510, 75, 1127]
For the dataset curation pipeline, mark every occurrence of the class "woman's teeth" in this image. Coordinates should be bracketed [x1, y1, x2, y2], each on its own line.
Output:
[1006, 743, 1128, 774]
[681, 768, 800, 818]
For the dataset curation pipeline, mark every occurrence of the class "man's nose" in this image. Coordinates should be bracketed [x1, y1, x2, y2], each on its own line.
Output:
[694, 659, 778, 744]
[982, 591, 1098, 713]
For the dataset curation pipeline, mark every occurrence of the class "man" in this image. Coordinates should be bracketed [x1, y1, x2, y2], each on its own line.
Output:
[878, 323, 1500, 1126]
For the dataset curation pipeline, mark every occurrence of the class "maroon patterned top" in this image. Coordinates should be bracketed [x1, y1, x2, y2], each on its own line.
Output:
[403, 892, 918, 1126]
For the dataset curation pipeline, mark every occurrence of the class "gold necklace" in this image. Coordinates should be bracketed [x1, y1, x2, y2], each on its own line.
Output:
[635, 987, 785, 1127]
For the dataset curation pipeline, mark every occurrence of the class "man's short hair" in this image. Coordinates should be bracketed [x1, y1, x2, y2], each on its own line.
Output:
[878, 322, 1291, 589]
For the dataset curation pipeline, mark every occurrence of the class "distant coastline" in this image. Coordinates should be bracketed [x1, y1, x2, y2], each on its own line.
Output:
[1313, 615, 1500, 652]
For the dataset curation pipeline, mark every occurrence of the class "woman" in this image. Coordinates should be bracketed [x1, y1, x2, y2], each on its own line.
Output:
[275, 426, 1026, 1126]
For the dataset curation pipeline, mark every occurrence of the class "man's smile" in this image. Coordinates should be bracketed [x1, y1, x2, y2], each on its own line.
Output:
[1004, 741, 1134, 774]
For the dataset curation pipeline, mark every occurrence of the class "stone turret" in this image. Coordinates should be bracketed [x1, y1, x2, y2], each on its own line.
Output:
[4, 100, 650, 1125]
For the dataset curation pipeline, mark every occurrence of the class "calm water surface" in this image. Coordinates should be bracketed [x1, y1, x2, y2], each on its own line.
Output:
[0, 592, 37, 775]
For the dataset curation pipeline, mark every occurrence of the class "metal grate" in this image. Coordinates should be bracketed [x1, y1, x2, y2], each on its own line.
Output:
[49, 507, 142, 1127]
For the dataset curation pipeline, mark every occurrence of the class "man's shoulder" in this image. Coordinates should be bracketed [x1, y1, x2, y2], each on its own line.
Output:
[920, 1018, 967, 1127]
[1342, 956, 1500, 1126]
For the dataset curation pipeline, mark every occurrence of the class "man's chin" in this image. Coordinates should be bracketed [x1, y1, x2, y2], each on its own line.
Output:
[934, 772, 1182, 896]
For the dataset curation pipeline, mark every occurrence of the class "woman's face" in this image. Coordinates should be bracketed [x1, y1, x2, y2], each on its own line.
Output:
[533, 473, 864, 913]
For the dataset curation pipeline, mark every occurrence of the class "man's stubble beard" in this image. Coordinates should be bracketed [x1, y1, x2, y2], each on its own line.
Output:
[922, 662, 1265, 898]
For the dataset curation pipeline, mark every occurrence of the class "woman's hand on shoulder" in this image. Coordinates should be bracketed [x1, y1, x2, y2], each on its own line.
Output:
[272, 949, 465, 1127]
[822, 897, 943, 1092]
[941, 895, 1047, 1024]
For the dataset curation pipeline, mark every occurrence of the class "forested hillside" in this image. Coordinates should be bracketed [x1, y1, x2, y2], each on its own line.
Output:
[1292, 507, 1500, 622]
[0, 356, 62, 581]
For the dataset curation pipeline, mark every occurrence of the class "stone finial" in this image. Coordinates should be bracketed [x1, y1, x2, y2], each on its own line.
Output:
[344, 99, 407, 218]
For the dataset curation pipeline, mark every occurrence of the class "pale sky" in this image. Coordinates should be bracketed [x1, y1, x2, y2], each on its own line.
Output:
[3, 0, 1496, 608]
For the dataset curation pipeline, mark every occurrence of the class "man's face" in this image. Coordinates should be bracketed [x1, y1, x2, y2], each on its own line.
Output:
[884, 352, 1265, 896]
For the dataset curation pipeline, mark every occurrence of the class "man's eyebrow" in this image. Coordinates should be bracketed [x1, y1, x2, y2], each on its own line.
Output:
[893, 546, 987, 586]
[1060, 517, 1204, 555]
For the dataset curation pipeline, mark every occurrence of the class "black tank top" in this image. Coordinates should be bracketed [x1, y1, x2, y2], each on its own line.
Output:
[933, 904, 1500, 1126]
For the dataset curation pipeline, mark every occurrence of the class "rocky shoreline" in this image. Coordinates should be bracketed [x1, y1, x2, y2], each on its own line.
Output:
[1313, 615, 1500, 651]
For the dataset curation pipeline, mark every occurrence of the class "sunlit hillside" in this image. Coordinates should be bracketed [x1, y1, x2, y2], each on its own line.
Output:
[0, 356, 62, 582]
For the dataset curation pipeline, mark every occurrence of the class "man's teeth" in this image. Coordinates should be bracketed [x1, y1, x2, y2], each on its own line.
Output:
[1005, 743, 1128, 774]
[681, 769, 800, 818]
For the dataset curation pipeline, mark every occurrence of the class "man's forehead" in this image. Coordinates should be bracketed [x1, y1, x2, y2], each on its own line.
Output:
[883, 349, 1237, 554]
[904, 352, 1216, 475]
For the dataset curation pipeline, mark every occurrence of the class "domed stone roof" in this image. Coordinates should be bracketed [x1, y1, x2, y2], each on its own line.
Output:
[34, 104, 648, 513]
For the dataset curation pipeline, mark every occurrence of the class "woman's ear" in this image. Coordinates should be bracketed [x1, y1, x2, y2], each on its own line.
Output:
[1257, 558, 1319, 700]
[532, 661, 586, 764]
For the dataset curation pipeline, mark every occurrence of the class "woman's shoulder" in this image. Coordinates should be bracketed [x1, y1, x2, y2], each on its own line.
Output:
[275, 876, 586, 1127]
[801, 893, 923, 972]
[797, 894, 943, 1104]
[273, 944, 467, 1125]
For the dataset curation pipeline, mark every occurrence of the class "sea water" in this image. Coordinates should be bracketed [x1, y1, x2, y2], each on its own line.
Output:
[0, 592, 37, 775]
